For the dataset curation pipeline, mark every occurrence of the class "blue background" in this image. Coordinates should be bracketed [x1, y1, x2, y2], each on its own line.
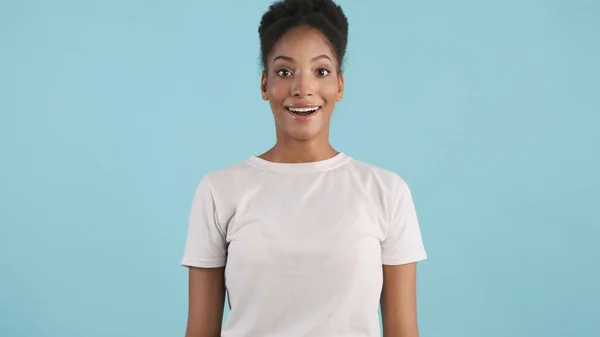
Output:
[1, 0, 598, 336]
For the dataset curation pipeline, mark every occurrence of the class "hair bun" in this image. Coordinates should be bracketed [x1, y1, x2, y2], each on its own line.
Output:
[259, 0, 348, 39]
[258, 0, 349, 71]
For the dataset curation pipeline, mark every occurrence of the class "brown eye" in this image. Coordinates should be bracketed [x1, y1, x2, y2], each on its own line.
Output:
[316, 68, 331, 77]
[276, 69, 292, 77]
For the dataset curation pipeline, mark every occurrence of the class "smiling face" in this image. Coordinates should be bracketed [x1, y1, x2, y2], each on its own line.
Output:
[261, 25, 344, 142]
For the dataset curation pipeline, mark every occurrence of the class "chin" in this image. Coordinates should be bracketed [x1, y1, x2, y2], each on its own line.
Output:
[274, 111, 329, 141]
[286, 128, 321, 141]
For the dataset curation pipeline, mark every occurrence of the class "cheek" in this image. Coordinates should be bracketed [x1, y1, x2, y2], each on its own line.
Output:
[319, 79, 340, 101]
[267, 77, 289, 101]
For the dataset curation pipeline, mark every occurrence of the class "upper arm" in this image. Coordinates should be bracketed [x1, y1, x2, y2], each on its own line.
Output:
[380, 177, 427, 336]
[181, 176, 228, 269]
[381, 178, 427, 265]
[185, 266, 226, 337]
[380, 263, 420, 337]
[181, 175, 228, 336]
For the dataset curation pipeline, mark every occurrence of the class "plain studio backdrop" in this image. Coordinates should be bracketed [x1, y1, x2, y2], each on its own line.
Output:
[1, 0, 598, 336]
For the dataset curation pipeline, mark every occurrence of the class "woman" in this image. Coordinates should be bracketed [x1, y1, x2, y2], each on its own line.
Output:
[181, 0, 427, 336]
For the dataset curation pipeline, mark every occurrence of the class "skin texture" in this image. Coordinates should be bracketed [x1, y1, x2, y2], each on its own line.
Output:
[259, 25, 344, 163]
[185, 24, 421, 337]
[381, 263, 421, 337]
[184, 267, 225, 337]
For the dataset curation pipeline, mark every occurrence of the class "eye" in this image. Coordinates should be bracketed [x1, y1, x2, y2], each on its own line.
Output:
[316, 68, 331, 77]
[276, 69, 292, 77]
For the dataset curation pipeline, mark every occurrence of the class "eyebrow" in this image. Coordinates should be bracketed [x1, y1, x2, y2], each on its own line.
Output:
[272, 54, 332, 63]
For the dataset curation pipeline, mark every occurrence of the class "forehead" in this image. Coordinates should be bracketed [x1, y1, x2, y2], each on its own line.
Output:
[270, 26, 336, 62]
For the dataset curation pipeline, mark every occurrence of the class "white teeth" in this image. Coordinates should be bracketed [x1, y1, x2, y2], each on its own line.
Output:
[288, 107, 319, 112]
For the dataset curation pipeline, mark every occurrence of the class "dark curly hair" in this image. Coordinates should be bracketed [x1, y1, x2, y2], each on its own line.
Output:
[258, 0, 349, 72]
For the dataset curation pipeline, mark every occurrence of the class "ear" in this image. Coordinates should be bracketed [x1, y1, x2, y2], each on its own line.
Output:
[336, 72, 344, 102]
[261, 70, 268, 101]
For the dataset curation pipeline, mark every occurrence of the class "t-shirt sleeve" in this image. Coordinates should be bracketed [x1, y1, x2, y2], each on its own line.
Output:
[181, 175, 227, 268]
[381, 177, 427, 265]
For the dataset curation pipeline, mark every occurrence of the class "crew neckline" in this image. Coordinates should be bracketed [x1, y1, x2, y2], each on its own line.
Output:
[245, 152, 352, 173]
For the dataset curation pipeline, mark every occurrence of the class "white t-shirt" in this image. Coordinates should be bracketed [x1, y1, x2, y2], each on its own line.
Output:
[181, 152, 427, 337]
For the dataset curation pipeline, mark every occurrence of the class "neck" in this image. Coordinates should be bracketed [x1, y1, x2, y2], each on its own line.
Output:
[259, 139, 339, 164]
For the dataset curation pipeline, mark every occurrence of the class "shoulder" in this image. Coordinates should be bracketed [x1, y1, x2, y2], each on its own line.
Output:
[341, 156, 414, 220]
[202, 159, 252, 182]
[193, 158, 258, 195]
[346, 156, 410, 194]
[188, 158, 259, 220]
[339, 156, 423, 239]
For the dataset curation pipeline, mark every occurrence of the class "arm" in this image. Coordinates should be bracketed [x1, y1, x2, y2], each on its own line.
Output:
[185, 266, 226, 337]
[380, 262, 420, 337]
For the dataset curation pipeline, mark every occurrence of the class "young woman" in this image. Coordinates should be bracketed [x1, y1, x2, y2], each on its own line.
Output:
[181, 0, 427, 336]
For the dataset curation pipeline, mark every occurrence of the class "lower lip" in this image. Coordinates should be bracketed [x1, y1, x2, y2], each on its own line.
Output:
[285, 107, 321, 121]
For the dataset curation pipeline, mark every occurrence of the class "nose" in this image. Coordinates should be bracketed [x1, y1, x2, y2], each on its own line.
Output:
[291, 71, 314, 98]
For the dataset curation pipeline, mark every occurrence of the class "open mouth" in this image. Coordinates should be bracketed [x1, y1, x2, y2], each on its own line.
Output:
[285, 106, 321, 118]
